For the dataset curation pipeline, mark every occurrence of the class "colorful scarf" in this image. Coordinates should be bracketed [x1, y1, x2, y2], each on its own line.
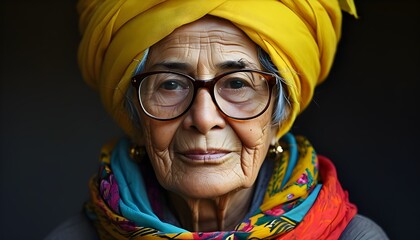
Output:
[85, 134, 356, 239]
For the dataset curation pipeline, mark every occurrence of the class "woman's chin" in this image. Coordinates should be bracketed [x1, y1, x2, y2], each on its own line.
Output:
[165, 176, 245, 199]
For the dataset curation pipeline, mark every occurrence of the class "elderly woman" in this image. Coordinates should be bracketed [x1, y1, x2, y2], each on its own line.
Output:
[46, 0, 388, 239]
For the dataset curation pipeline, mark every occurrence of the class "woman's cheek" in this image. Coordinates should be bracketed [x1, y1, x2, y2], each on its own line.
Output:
[231, 122, 270, 148]
[234, 122, 273, 182]
[146, 120, 180, 151]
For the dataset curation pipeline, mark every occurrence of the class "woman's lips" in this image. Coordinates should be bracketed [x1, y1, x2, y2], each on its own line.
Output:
[184, 152, 227, 160]
[179, 149, 231, 163]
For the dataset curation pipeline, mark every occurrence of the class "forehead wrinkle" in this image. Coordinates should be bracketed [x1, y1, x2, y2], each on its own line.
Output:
[159, 28, 251, 47]
[148, 22, 261, 74]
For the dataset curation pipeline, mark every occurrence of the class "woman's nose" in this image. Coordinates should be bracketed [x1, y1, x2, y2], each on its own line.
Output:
[182, 88, 226, 134]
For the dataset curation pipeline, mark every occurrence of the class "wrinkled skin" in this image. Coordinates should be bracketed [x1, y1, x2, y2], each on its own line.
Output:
[135, 16, 277, 231]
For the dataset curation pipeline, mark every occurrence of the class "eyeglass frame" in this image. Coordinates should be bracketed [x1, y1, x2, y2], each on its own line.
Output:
[131, 69, 278, 121]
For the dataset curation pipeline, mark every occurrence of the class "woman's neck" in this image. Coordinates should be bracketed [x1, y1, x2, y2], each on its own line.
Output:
[167, 186, 255, 232]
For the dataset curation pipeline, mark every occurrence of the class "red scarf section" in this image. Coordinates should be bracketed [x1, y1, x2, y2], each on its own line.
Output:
[278, 156, 357, 240]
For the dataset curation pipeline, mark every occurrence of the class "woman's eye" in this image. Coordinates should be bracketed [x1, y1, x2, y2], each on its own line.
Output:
[227, 78, 247, 89]
[159, 80, 185, 90]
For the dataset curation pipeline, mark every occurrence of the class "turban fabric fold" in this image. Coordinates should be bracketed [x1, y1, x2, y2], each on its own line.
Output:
[77, 0, 357, 139]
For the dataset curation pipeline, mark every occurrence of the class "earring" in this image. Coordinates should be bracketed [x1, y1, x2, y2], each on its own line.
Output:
[268, 141, 283, 159]
[129, 144, 147, 163]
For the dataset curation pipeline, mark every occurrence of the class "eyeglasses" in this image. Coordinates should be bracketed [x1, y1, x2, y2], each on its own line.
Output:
[131, 69, 277, 120]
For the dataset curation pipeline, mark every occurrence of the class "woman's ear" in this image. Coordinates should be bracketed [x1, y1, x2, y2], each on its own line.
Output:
[132, 125, 146, 146]
[270, 124, 279, 145]
[124, 89, 147, 146]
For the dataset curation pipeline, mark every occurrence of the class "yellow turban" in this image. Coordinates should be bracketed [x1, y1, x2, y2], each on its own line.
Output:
[77, 0, 357, 139]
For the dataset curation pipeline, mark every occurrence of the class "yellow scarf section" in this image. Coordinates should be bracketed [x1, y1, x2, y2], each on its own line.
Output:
[77, 0, 357, 139]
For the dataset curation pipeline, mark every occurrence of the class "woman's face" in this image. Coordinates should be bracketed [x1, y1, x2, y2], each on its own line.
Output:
[138, 16, 277, 199]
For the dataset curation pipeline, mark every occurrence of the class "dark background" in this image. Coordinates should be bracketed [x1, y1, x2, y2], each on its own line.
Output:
[1, 0, 419, 239]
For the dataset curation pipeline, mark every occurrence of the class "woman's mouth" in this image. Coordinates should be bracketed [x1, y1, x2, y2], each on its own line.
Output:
[179, 149, 231, 163]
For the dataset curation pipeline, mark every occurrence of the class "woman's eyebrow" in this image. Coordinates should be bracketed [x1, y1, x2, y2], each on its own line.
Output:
[216, 59, 255, 70]
[150, 59, 255, 71]
[150, 61, 192, 71]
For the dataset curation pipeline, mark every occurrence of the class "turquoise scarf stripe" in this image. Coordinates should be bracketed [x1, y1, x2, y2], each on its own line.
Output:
[283, 184, 321, 222]
[281, 132, 298, 189]
[111, 138, 188, 233]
